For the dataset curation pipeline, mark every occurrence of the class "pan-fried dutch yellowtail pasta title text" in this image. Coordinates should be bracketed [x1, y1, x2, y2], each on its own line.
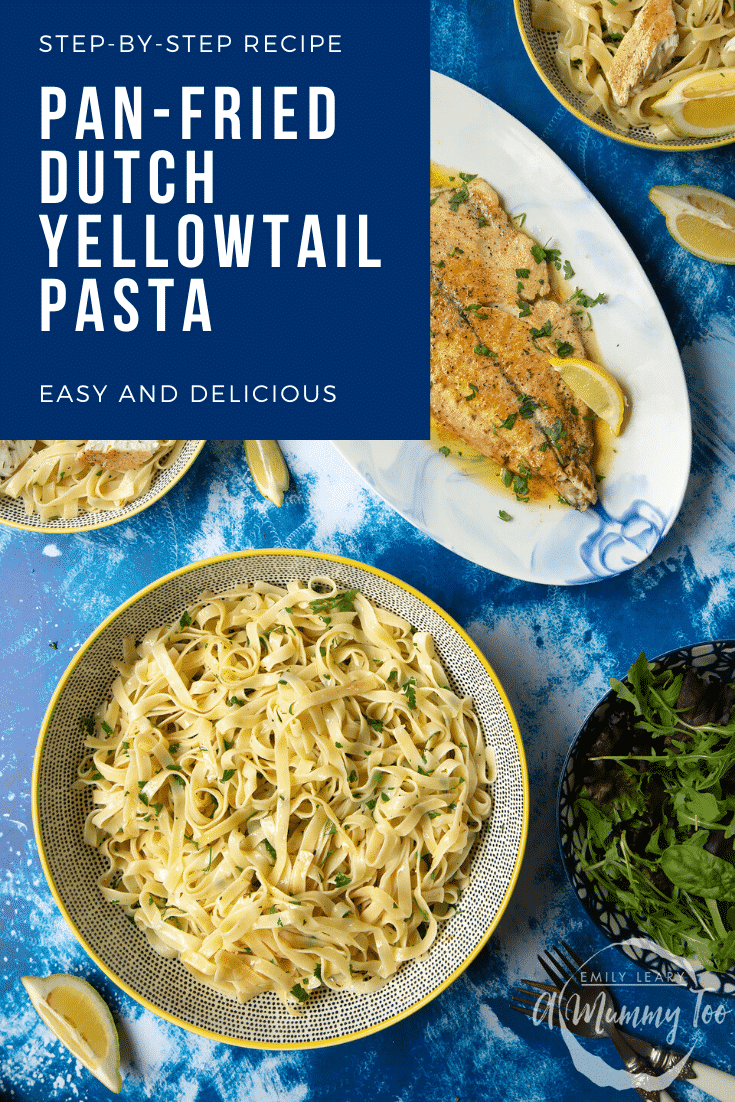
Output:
[39, 81, 380, 333]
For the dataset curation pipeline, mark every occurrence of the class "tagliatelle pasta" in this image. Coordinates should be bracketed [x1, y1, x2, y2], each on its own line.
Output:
[77, 577, 496, 1012]
[0, 440, 183, 520]
[531, 0, 735, 136]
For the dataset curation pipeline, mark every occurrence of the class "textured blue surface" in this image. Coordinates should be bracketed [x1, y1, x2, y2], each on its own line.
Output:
[2, 5, 735, 1100]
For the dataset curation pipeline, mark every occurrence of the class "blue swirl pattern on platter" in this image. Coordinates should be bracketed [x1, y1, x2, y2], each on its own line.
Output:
[334, 73, 693, 588]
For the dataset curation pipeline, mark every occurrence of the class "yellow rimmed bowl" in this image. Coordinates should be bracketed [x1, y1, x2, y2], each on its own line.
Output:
[0, 440, 206, 535]
[33, 549, 528, 1048]
[514, 0, 735, 151]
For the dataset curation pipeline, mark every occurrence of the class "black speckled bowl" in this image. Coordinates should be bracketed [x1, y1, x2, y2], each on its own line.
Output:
[514, 0, 735, 152]
[558, 639, 735, 996]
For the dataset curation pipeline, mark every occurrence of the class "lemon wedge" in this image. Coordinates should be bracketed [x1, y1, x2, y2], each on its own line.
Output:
[649, 184, 735, 265]
[244, 440, 291, 506]
[21, 974, 122, 1093]
[651, 68, 735, 139]
[549, 356, 626, 436]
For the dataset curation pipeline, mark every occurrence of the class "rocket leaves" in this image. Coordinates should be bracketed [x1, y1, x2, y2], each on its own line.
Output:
[573, 652, 735, 973]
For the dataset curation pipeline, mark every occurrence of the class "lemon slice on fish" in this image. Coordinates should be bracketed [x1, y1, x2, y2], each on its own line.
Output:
[549, 356, 626, 436]
[651, 68, 735, 139]
[21, 974, 122, 1093]
[244, 440, 291, 507]
[649, 184, 735, 265]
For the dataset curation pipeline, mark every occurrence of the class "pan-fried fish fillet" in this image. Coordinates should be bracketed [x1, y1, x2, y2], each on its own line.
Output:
[430, 176, 597, 510]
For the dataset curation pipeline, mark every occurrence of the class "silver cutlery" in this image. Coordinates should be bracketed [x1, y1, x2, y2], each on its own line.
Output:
[512, 978, 735, 1102]
[540, 944, 735, 1102]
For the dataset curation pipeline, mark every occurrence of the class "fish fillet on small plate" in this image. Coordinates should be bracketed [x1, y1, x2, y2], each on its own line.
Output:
[334, 72, 691, 587]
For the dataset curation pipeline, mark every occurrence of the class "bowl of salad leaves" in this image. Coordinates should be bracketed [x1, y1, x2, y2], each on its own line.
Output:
[559, 640, 735, 996]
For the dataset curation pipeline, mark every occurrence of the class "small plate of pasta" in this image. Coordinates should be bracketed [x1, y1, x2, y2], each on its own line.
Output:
[32, 550, 528, 1047]
[0, 440, 205, 533]
[515, 0, 735, 148]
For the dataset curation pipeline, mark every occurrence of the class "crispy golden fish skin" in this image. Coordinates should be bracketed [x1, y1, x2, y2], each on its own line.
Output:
[430, 176, 597, 510]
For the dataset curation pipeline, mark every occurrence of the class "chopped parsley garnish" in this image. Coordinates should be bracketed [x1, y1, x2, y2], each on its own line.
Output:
[333, 872, 351, 888]
[402, 678, 417, 709]
[546, 417, 567, 445]
[226, 696, 245, 707]
[554, 340, 574, 358]
[531, 243, 562, 270]
[309, 589, 358, 615]
[474, 344, 497, 357]
[178, 610, 192, 629]
[518, 394, 538, 419]
[448, 182, 470, 211]
[291, 983, 309, 1003]
[516, 268, 530, 279]
[512, 472, 530, 500]
[497, 413, 517, 432]
[464, 303, 489, 320]
[464, 384, 479, 402]
[438, 445, 451, 457]
[366, 716, 384, 732]
[263, 839, 277, 861]
[567, 287, 607, 309]
[221, 769, 236, 782]
[499, 510, 513, 522]
[529, 320, 553, 342]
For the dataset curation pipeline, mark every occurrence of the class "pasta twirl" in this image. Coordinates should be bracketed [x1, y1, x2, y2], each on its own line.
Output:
[532, 0, 735, 137]
[0, 440, 183, 520]
[77, 578, 496, 1011]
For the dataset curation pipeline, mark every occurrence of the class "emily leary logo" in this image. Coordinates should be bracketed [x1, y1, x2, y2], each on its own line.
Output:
[527, 937, 731, 1095]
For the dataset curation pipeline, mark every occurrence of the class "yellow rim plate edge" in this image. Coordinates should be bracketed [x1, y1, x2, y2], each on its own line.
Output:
[0, 441, 206, 535]
[512, 0, 735, 152]
[32, 547, 529, 1049]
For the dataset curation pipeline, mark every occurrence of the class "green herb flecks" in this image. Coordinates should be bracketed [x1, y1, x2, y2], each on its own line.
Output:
[531, 243, 562, 270]
[402, 679, 417, 710]
[309, 589, 358, 616]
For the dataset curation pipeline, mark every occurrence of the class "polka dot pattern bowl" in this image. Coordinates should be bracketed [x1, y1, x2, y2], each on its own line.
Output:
[33, 549, 529, 1046]
[514, 0, 735, 151]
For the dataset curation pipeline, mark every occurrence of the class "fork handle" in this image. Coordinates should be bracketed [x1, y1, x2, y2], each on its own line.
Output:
[690, 1060, 735, 1102]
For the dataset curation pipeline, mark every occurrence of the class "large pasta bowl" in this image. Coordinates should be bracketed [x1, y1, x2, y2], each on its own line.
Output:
[0, 440, 205, 534]
[33, 549, 528, 1047]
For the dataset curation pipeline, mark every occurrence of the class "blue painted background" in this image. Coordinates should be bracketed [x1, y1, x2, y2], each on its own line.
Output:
[3, 2, 735, 1099]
